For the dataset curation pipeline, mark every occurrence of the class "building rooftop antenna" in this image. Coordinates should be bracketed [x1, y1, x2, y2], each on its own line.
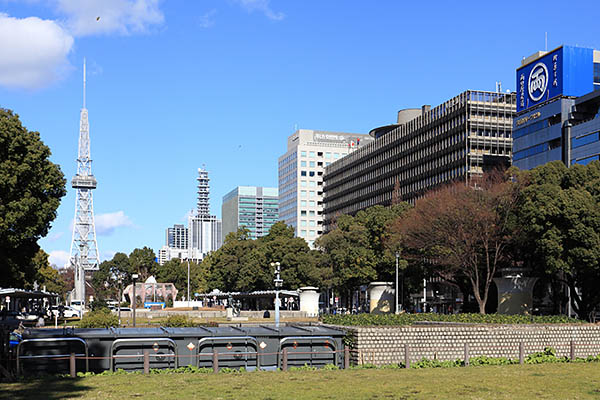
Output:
[83, 58, 86, 109]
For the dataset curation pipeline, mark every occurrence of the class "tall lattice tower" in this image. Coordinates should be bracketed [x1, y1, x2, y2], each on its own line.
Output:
[69, 59, 100, 305]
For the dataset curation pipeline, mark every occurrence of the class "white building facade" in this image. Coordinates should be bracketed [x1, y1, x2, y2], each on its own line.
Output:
[278, 129, 373, 247]
[158, 168, 222, 265]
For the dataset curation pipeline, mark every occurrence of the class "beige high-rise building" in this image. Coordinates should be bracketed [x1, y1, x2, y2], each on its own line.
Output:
[278, 129, 373, 247]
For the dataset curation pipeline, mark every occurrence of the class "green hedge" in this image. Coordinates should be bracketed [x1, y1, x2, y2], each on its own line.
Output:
[78, 309, 119, 328]
[321, 313, 583, 326]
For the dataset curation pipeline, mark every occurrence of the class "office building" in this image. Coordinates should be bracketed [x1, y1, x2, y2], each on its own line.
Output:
[278, 129, 374, 246]
[222, 186, 279, 240]
[188, 167, 222, 260]
[513, 45, 600, 169]
[167, 224, 188, 249]
[157, 168, 222, 265]
[323, 90, 516, 225]
[157, 224, 189, 265]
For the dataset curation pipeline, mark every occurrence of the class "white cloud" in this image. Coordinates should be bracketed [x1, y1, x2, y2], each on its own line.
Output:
[0, 13, 73, 89]
[49, 250, 71, 268]
[95, 210, 134, 235]
[55, 0, 164, 36]
[234, 0, 284, 21]
[198, 9, 216, 28]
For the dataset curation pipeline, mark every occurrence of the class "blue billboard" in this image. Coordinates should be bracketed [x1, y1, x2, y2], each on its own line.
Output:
[516, 46, 594, 112]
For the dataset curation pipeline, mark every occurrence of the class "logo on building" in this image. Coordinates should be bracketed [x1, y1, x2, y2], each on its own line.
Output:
[528, 62, 548, 102]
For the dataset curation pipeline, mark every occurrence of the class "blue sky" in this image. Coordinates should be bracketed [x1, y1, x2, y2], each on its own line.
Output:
[1, 0, 599, 267]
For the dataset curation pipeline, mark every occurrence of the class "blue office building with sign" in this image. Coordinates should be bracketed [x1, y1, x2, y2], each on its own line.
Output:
[513, 45, 600, 169]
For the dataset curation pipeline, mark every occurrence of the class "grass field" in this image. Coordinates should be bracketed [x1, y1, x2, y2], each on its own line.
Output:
[2, 363, 600, 399]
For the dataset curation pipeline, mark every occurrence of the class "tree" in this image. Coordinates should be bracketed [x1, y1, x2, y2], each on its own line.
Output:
[391, 173, 519, 314]
[515, 161, 600, 319]
[128, 247, 158, 282]
[0, 108, 66, 287]
[204, 223, 326, 293]
[316, 215, 377, 298]
[33, 249, 67, 298]
[353, 204, 411, 280]
[91, 252, 131, 301]
[154, 258, 207, 298]
[316, 204, 411, 301]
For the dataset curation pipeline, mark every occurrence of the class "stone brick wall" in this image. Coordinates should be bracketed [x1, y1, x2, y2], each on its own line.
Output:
[342, 324, 600, 366]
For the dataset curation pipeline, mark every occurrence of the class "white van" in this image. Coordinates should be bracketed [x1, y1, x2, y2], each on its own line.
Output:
[69, 300, 84, 314]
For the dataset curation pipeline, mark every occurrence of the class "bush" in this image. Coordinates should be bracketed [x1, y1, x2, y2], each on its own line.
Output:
[161, 315, 197, 327]
[89, 298, 109, 311]
[78, 309, 119, 328]
[321, 313, 584, 326]
[525, 347, 567, 364]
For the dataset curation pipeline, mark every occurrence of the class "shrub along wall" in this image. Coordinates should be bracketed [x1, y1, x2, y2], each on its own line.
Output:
[337, 324, 600, 366]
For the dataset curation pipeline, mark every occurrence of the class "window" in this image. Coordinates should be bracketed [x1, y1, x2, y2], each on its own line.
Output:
[300, 151, 307, 157]
[309, 151, 316, 157]
[300, 161, 307, 167]
[300, 190, 307, 197]
[300, 200, 307, 206]
[573, 154, 600, 165]
[309, 191, 315, 197]
[334, 153, 340, 158]
[325, 152, 331, 158]
[301, 180, 307, 187]
[309, 220, 316, 227]
[300, 210, 306, 216]
[309, 171, 315, 177]
[309, 161, 315, 167]
[572, 132, 599, 149]
[309, 211, 315, 216]
[300, 171, 307, 176]
[300, 220, 307, 227]
[309, 230, 315, 236]
[309, 181, 316, 187]
[309, 200, 316, 206]
[301, 230, 307, 235]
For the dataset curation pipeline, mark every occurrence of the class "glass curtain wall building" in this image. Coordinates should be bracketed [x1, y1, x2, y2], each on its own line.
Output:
[222, 186, 279, 240]
[278, 129, 373, 247]
[323, 90, 516, 226]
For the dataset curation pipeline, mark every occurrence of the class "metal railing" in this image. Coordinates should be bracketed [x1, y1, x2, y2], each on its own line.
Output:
[279, 336, 338, 367]
[109, 338, 177, 371]
[16, 337, 89, 375]
[197, 336, 259, 368]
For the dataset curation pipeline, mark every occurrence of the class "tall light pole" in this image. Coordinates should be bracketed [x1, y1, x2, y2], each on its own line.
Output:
[395, 252, 399, 314]
[271, 262, 282, 328]
[117, 274, 122, 327]
[132, 273, 139, 327]
[187, 258, 191, 309]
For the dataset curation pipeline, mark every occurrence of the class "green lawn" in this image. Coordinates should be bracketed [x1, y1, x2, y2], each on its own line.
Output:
[2, 363, 600, 400]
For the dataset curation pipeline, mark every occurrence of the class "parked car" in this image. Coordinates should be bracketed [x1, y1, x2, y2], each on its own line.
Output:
[50, 305, 81, 319]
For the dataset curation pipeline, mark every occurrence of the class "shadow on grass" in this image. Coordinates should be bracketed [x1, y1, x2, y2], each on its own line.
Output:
[0, 377, 92, 400]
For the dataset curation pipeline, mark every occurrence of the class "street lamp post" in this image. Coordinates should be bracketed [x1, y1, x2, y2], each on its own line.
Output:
[271, 262, 282, 328]
[187, 258, 190, 309]
[118, 275, 122, 327]
[132, 273, 139, 327]
[395, 252, 399, 314]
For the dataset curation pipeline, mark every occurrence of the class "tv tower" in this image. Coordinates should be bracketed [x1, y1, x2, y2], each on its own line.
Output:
[69, 59, 100, 305]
